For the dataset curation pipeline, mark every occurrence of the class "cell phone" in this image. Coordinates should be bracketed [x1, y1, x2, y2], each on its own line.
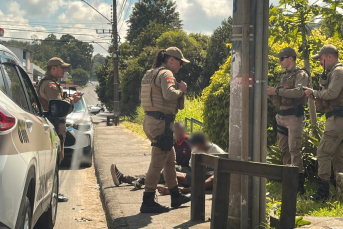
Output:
[81, 93, 84, 96]
[302, 87, 307, 91]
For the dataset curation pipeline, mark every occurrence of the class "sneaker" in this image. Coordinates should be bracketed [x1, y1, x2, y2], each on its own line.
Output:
[110, 164, 123, 187]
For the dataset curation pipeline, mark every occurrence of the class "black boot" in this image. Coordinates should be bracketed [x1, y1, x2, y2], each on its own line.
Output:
[298, 173, 306, 196]
[140, 192, 169, 213]
[169, 186, 191, 208]
[308, 178, 329, 202]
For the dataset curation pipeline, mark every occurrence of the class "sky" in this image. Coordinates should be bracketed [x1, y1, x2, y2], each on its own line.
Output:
[0, 0, 282, 57]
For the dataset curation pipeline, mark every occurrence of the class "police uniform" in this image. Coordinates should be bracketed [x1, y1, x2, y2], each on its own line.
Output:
[270, 47, 309, 194]
[308, 45, 343, 200]
[140, 47, 190, 213]
[36, 57, 74, 164]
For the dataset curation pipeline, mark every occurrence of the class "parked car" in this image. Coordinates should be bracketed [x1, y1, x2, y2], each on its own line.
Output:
[64, 88, 94, 167]
[0, 44, 68, 229]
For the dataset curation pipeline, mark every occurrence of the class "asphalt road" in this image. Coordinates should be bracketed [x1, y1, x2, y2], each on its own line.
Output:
[54, 82, 107, 229]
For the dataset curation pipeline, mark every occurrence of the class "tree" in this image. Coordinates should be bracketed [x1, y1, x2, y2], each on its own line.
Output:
[126, 0, 182, 43]
[202, 17, 232, 88]
[321, 0, 343, 39]
[71, 68, 90, 86]
[91, 54, 106, 79]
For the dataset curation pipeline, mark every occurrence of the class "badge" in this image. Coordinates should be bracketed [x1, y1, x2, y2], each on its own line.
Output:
[49, 83, 57, 89]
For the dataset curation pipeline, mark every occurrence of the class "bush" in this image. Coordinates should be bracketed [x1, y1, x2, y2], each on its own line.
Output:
[201, 57, 231, 150]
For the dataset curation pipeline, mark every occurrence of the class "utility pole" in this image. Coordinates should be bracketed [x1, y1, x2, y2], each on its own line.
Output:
[112, 0, 120, 126]
[229, 0, 269, 228]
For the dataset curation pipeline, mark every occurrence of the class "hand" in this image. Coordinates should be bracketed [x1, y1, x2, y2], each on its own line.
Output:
[267, 87, 277, 95]
[303, 87, 314, 98]
[179, 81, 187, 92]
[72, 92, 82, 103]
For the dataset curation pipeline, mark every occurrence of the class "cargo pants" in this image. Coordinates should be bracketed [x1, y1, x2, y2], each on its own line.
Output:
[143, 115, 178, 192]
[276, 114, 305, 173]
[317, 116, 343, 181]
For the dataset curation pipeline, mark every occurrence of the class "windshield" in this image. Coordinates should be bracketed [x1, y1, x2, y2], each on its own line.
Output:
[73, 99, 85, 113]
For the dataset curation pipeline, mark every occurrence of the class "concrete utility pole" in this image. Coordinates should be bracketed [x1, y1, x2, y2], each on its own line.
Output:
[112, 0, 120, 126]
[229, 0, 269, 228]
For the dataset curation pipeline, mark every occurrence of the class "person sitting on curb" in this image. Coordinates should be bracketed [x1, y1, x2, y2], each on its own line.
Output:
[110, 122, 192, 188]
[157, 131, 227, 195]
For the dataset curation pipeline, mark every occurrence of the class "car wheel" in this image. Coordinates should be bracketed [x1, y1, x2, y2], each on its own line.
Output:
[17, 197, 32, 229]
[34, 168, 59, 229]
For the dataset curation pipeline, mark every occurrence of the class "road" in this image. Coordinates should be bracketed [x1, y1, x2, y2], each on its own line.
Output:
[54, 82, 107, 229]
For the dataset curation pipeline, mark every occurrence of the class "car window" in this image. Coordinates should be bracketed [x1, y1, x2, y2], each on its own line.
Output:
[0, 52, 17, 65]
[73, 99, 85, 113]
[18, 67, 41, 115]
[2, 64, 29, 111]
[0, 66, 6, 93]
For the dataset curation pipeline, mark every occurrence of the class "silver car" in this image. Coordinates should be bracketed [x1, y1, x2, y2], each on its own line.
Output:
[0, 44, 66, 229]
[64, 88, 94, 167]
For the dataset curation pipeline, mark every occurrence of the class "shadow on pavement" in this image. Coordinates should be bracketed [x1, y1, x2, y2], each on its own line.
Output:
[173, 219, 211, 229]
[111, 213, 158, 229]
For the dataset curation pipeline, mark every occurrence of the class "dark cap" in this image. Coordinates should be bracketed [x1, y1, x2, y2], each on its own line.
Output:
[47, 57, 71, 68]
[311, 44, 339, 59]
[165, 47, 190, 64]
[274, 47, 297, 58]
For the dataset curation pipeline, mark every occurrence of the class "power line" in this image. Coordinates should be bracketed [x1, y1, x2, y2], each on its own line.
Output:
[0, 23, 110, 31]
[2, 27, 112, 39]
[80, 0, 112, 23]
[0, 20, 109, 25]
[119, 0, 132, 33]
[117, 0, 127, 23]
[2, 36, 111, 44]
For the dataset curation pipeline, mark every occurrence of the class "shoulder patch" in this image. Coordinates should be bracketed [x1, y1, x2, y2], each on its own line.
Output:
[49, 82, 57, 89]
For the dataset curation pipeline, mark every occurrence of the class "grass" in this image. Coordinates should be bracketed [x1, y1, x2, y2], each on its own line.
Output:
[267, 181, 343, 218]
[122, 120, 146, 137]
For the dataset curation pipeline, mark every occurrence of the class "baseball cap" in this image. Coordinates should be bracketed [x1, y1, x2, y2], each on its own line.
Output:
[311, 44, 339, 59]
[47, 57, 71, 68]
[274, 47, 297, 58]
[165, 47, 190, 64]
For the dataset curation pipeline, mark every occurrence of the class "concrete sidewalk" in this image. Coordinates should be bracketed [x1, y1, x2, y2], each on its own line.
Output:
[93, 114, 212, 229]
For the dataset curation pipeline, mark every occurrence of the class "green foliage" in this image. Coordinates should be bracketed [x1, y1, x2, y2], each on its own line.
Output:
[156, 30, 207, 94]
[202, 17, 232, 88]
[201, 57, 231, 150]
[126, 0, 182, 43]
[295, 217, 311, 227]
[320, 0, 343, 39]
[71, 68, 90, 86]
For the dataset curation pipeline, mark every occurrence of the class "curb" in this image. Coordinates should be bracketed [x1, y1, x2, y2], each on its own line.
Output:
[93, 125, 129, 229]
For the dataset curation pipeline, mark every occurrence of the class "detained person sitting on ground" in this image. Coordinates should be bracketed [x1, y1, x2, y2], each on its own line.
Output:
[158, 131, 227, 195]
[110, 122, 192, 188]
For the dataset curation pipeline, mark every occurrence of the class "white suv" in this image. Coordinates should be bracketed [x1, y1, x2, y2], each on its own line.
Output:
[0, 44, 67, 229]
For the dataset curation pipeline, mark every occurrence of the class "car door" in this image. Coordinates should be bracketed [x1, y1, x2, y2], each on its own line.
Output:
[17, 66, 57, 200]
[1, 60, 49, 210]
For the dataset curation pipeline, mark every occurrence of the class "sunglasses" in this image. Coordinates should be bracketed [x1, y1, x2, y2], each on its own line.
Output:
[279, 56, 289, 62]
[174, 57, 183, 66]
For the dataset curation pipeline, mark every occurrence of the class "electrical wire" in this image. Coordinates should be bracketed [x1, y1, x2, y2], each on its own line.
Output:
[1, 27, 111, 39]
[119, 0, 132, 33]
[80, 0, 112, 23]
[2, 36, 111, 44]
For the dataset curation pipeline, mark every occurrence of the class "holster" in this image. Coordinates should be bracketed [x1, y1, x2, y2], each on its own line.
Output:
[146, 111, 175, 151]
[294, 104, 305, 117]
[277, 124, 288, 136]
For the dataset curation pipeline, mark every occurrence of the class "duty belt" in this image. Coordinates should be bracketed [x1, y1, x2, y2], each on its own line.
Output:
[145, 111, 175, 121]
[145, 111, 175, 151]
[277, 108, 296, 116]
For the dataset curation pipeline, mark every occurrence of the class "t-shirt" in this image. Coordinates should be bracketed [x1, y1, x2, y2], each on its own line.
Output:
[189, 143, 226, 168]
[174, 135, 192, 167]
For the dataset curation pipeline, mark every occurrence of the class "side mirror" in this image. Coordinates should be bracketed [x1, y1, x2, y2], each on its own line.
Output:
[89, 106, 100, 115]
[48, 100, 70, 117]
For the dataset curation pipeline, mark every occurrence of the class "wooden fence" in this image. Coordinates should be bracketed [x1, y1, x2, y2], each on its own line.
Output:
[191, 153, 299, 229]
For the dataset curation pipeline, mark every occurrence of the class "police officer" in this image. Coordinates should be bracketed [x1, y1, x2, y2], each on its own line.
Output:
[140, 47, 191, 213]
[36, 57, 82, 202]
[268, 47, 309, 195]
[304, 44, 343, 201]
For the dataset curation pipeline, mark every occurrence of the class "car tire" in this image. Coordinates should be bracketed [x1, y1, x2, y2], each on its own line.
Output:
[34, 168, 59, 229]
[16, 197, 32, 229]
